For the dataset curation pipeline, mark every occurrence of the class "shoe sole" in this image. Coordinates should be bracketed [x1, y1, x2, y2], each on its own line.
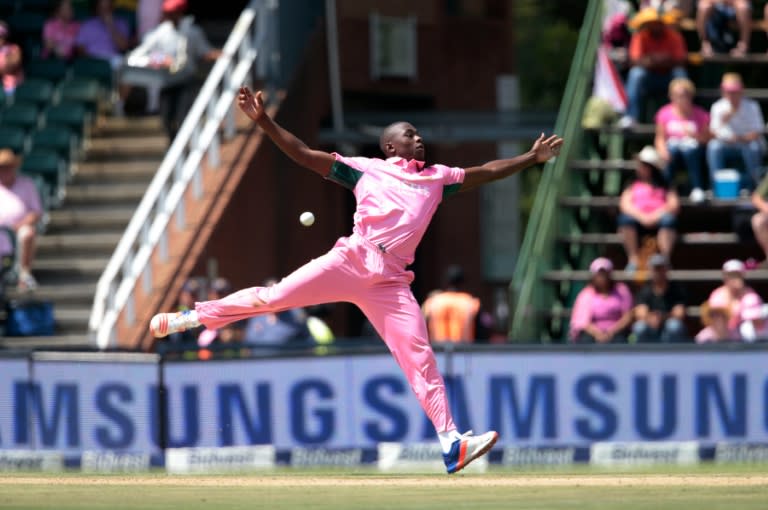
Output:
[452, 431, 499, 474]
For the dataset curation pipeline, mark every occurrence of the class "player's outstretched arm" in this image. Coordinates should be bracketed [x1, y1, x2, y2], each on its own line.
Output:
[461, 133, 563, 191]
[237, 86, 335, 176]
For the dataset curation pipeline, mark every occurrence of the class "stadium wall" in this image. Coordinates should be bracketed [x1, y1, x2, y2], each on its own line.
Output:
[2, 346, 768, 471]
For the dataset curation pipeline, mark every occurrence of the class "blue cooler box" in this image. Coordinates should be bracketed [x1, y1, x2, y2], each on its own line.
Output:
[713, 169, 740, 199]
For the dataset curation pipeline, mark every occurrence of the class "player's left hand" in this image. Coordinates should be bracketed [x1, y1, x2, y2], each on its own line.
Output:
[531, 133, 564, 163]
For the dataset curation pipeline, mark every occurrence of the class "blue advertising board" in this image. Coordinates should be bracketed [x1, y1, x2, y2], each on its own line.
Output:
[1, 350, 767, 457]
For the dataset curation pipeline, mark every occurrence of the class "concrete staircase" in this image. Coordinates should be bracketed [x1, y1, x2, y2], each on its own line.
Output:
[1, 116, 167, 349]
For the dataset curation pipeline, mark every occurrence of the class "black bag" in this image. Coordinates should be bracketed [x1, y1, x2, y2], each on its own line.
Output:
[5, 299, 55, 336]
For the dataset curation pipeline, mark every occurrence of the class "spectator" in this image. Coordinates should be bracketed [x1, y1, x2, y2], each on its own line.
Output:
[75, 0, 131, 66]
[0, 149, 42, 291]
[751, 172, 768, 267]
[707, 259, 763, 331]
[422, 265, 481, 343]
[618, 146, 680, 273]
[654, 77, 709, 202]
[696, 0, 751, 57]
[569, 257, 634, 343]
[43, 0, 81, 61]
[632, 254, 688, 342]
[740, 302, 768, 341]
[620, 7, 687, 127]
[0, 21, 23, 95]
[695, 301, 740, 343]
[707, 73, 766, 192]
[126, 0, 220, 139]
[137, 0, 163, 39]
[242, 278, 312, 346]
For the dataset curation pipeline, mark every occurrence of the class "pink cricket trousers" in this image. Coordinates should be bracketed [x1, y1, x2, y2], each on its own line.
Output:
[196, 234, 457, 433]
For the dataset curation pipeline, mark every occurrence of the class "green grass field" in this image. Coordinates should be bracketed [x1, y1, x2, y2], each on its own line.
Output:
[1, 465, 767, 510]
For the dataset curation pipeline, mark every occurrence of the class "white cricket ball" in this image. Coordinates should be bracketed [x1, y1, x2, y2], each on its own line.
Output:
[299, 211, 315, 227]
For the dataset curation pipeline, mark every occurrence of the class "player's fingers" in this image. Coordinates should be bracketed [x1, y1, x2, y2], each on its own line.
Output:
[551, 138, 564, 148]
[544, 134, 559, 145]
[255, 90, 263, 103]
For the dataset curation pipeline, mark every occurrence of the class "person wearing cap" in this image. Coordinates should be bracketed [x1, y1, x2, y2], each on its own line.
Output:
[618, 146, 680, 273]
[696, 0, 752, 57]
[707, 259, 763, 331]
[619, 7, 688, 127]
[569, 257, 634, 343]
[695, 301, 740, 343]
[126, 0, 220, 137]
[631, 253, 688, 342]
[707, 73, 766, 191]
[0, 149, 42, 291]
[0, 20, 23, 95]
[654, 77, 710, 203]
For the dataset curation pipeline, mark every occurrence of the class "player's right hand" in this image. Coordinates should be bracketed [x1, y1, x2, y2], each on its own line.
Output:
[237, 86, 265, 122]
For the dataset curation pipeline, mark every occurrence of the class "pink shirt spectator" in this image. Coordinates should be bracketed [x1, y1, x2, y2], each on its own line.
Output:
[655, 103, 709, 141]
[0, 43, 23, 93]
[75, 17, 130, 60]
[0, 175, 42, 256]
[628, 181, 667, 213]
[695, 326, 740, 343]
[43, 18, 81, 59]
[707, 286, 763, 330]
[569, 282, 633, 340]
[330, 154, 464, 265]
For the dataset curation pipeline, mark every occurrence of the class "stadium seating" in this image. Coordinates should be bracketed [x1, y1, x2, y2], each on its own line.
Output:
[57, 79, 102, 115]
[1, 103, 40, 133]
[13, 79, 55, 109]
[0, 126, 28, 154]
[20, 149, 66, 206]
[44, 103, 90, 145]
[72, 57, 114, 92]
[30, 126, 75, 163]
[25, 57, 70, 83]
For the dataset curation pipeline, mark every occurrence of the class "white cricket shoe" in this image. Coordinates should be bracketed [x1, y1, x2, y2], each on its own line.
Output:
[442, 430, 499, 474]
[149, 310, 199, 338]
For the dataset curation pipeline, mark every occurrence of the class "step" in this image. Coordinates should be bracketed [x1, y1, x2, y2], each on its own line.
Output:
[32, 256, 109, 277]
[73, 159, 159, 182]
[560, 195, 754, 209]
[36, 232, 121, 255]
[571, 159, 635, 172]
[557, 232, 743, 246]
[5, 282, 96, 301]
[86, 136, 168, 161]
[64, 182, 147, 203]
[97, 115, 164, 137]
[48, 206, 135, 230]
[543, 268, 768, 283]
[0, 334, 91, 350]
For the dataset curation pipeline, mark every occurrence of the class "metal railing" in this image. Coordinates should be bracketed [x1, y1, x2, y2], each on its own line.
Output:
[89, 0, 277, 349]
[509, 0, 603, 341]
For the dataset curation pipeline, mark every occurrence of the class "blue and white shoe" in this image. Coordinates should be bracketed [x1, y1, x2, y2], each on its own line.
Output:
[443, 430, 499, 474]
[149, 310, 199, 338]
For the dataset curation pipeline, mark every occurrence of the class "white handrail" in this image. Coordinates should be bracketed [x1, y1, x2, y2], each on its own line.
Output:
[89, 0, 275, 349]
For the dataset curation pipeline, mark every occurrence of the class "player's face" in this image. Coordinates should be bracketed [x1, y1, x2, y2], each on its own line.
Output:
[391, 124, 425, 161]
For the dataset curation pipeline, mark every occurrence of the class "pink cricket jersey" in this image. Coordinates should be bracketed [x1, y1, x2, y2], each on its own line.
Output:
[330, 154, 465, 265]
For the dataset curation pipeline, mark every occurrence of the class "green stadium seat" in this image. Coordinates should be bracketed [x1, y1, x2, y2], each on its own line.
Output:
[30, 126, 75, 162]
[0, 126, 28, 154]
[13, 79, 55, 109]
[57, 78, 101, 114]
[72, 57, 113, 91]
[20, 149, 65, 206]
[7, 11, 45, 38]
[19, 0, 50, 12]
[44, 103, 90, 142]
[25, 57, 70, 83]
[0, 103, 40, 132]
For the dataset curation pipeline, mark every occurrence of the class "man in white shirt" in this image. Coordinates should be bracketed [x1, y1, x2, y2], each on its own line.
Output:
[707, 73, 766, 191]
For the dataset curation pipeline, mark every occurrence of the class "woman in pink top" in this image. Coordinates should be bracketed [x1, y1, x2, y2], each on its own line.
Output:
[618, 145, 680, 273]
[569, 257, 634, 343]
[42, 0, 81, 60]
[149, 86, 564, 474]
[654, 78, 710, 203]
[0, 22, 23, 94]
[707, 259, 763, 331]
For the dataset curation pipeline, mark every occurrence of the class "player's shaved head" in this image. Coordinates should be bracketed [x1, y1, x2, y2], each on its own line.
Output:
[379, 121, 411, 154]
